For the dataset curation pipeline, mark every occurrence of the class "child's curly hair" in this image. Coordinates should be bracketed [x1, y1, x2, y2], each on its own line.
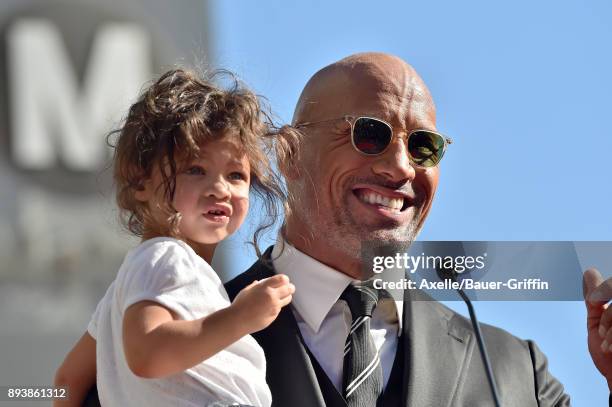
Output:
[111, 68, 285, 257]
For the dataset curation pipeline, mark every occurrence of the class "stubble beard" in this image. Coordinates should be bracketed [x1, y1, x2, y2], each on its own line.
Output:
[296, 185, 423, 264]
[290, 166, 425, 269]
[328, 192, 422, 262]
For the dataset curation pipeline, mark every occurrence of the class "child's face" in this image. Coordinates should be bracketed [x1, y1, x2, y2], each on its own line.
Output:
[140, 138, 251, 249]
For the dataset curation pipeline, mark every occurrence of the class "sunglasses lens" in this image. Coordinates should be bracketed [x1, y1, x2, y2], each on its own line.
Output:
[408, 131, 446, 167]
[352, 118, 392, 154]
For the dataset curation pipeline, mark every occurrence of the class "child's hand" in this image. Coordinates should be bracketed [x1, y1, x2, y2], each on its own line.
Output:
[231, 274, 295, 333]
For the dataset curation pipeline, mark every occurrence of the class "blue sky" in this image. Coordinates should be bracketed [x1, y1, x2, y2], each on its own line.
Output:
[209, 1, 612, 405]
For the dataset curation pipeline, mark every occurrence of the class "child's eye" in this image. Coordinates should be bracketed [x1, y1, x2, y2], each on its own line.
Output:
[185, 166, 205, 175]
[228, 171, 247, 181]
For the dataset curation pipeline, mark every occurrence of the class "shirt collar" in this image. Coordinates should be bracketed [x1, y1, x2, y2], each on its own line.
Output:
[271, 235, 403, 335]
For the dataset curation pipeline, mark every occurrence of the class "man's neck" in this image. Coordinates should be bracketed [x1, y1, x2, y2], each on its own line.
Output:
[282, 224, 365, 280]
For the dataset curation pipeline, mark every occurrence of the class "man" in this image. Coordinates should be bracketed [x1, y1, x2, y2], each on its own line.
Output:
[225, 52, 612, 406]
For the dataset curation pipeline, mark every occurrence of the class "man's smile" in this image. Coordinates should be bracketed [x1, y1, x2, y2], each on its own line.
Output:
[350, 185, 418, 222]
[356, 189, 404, 211]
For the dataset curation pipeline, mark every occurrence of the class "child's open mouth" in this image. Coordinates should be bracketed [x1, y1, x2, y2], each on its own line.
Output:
[203, 208, 229, 223]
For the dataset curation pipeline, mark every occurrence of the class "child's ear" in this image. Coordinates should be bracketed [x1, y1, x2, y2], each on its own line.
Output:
[134, 179, 154, 202]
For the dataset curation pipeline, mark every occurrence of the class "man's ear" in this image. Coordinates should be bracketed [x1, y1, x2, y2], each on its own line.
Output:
[278, 156, 300, 180]
[276, 125, 302, 180]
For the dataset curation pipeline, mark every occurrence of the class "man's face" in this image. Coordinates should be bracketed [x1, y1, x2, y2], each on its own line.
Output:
[290, 62, 439, 263]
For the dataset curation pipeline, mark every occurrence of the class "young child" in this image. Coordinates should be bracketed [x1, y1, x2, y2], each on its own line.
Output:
[54, 68, 294, 407]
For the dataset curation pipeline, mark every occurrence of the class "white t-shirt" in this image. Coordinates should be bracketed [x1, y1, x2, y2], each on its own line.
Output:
[87, 237, 271, 407]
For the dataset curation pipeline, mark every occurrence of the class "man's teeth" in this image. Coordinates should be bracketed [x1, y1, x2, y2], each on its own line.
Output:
[209, 210, 224, 215]
[358, 192, 403, 211]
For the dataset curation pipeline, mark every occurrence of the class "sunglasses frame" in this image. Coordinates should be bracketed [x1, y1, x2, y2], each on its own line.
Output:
[295, 115, 453, 168]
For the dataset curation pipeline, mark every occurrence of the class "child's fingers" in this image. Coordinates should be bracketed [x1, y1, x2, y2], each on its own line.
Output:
[278, 294, 293, 308]
[245, 279, 259, 289]
[260, 274, 290, 288]
[274, 283, 295, 299]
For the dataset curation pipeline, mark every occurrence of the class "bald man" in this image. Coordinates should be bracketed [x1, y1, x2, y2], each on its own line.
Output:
[226, 53, 611, 406]
[81, 53, 610, 406]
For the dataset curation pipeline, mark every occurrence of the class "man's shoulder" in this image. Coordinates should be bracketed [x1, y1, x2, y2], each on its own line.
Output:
[224, 247, 275, 301]
[409, 288, 531, 353]
[426, 297, 533, 359]
[432, 300, 570, 404]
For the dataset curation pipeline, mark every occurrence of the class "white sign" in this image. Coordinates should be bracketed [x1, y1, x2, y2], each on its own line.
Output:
[7, 18, 151, 170]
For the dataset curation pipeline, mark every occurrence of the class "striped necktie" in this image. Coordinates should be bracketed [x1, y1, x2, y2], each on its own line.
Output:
[340, 283, 383, 406]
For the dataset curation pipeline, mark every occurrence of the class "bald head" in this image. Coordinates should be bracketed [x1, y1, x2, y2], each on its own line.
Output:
[292, 52, 436, 127]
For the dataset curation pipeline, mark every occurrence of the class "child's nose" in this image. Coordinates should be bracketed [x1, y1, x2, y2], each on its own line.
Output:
[206, 178, 231, 200]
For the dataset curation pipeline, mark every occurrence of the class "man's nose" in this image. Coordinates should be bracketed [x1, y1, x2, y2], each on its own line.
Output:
[370, 136, 416, 182]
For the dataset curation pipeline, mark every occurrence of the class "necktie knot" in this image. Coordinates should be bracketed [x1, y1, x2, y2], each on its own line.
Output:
[340, 283, 380, 319]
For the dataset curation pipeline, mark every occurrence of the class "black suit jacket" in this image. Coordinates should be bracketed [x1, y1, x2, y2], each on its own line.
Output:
[82, 248, 575, 407]
[225, 248, 572, 407]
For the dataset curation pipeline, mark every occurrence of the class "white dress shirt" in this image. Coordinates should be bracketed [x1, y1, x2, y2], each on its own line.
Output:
[271, 237, 403, 392]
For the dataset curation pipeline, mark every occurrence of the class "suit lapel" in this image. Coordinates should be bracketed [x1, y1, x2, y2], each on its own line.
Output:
[402, 288, 474, 407]
[245, 255, 327, 407]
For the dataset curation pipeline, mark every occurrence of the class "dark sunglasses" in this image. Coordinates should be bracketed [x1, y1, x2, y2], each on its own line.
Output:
[295, 116, 452, 168]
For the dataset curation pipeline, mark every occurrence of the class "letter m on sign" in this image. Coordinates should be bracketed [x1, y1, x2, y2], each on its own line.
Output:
[7, 19, 151, 170]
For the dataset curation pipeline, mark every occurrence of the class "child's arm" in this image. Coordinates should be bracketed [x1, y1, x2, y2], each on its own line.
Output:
[122, 273, 294, 379]
[53, 332, 96, 407]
